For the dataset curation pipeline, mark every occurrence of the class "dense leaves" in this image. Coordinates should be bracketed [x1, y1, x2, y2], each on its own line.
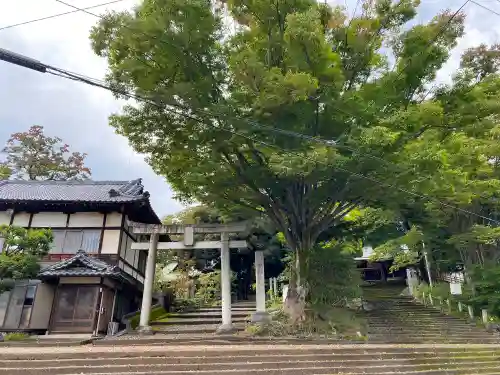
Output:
[90, 0, 500, 317]
[3, 125, 91, 181]
[0, 226, 53, 292]
[0, 164, 10, 180]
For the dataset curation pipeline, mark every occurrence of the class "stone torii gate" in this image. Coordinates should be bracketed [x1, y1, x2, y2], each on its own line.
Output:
[131, 222, 269, 334]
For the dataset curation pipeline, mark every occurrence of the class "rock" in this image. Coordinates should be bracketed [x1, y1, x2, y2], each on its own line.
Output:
[362, 301, 375, 311]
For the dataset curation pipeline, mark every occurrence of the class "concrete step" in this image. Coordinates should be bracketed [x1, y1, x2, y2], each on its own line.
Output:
[6, 346, 500, 360]
[152, 323, 247, 334]
[5, 363, 500, 375]
[5, 351, 500, 367]
[169, 311, 251, 318]
[152, 317, 249, 326]
[197, 309, 254, 314]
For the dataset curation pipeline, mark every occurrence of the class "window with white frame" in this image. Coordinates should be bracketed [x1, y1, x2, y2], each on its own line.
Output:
[50, 230, 101, 254]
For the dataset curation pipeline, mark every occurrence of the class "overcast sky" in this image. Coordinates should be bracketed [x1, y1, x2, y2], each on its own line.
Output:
[1, 0, 500, 218]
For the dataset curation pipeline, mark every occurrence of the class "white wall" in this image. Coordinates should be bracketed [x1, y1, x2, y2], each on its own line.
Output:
[101, 229, 121, 254]
[0, 211, 12, 225]
[12, 213, 30, 227]
[32, 212, 66, 227]
[106, 213, 123, 227]
[68, 212, 103, 227]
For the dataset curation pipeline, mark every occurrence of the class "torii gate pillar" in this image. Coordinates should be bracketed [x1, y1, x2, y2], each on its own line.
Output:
[133, 222, 248, 335]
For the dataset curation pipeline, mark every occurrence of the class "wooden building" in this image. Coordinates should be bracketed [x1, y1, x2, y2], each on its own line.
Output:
[0, 179, 160, 335]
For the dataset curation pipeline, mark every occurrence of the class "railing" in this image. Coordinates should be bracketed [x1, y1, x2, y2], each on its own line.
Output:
[413, 287, 498, 331]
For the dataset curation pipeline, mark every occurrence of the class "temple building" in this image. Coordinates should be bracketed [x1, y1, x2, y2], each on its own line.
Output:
[0, 179, 160, 334]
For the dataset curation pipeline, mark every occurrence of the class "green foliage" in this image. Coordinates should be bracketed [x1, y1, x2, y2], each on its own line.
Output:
[89, 0, 467, 271]
[0, 226, 53, 293]
[371, 227, 423, 271]
[195, 270, 237, 306]
[195, 271, 222, 306]
[171, 298, 201, 313]
[2, 332, 30, 341]
[162, 205, 222, 225]
[304, 242, 361, 307]
[89, 0, 500, 303]
[3, 125, 91, 181]
[245, 306, 366, 339]
[129, 306, 168, 329]
[0, 164, 10, 180]
[468, 265, 500, 316]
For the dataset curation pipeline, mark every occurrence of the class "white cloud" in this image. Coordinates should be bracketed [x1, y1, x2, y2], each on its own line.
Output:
[0, 0, 184, 217]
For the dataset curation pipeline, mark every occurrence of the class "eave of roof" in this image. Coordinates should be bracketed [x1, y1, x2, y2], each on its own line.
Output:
[0, 178, 161, 224]
[38, 250, 135, 284]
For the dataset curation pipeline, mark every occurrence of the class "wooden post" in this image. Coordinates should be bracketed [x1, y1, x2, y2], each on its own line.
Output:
[422, 292, 426, 305]
[446, 299, 451, 313]
[429, 293, 434, 306]
[458, 301, 463, 312]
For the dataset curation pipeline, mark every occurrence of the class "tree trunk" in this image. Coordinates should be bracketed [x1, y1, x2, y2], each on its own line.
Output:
[284, 249, 306, 324]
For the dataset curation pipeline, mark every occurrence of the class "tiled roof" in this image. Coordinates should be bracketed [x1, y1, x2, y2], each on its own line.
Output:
[0, 178, 150, 203]
[38, 250, 133, 281]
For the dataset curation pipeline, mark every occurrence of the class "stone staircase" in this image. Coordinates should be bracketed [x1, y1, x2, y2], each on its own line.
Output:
[363, 285, 500, 344]
[2, 344, 500, 374]
[5, 287, 500, 374]
[150, 301, 255, 335]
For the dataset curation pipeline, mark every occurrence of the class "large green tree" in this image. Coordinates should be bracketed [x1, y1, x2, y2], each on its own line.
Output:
[371, 43, 500, 277]
[90, 0, 482, 318]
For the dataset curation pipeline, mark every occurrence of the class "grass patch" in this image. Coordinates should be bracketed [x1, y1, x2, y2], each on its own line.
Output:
[129, 306, 168, 329]
[244, 306, 367, 340]
[2, 332, 30, 341]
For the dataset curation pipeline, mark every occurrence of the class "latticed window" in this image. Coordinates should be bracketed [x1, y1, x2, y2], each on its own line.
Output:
[50, 230, 101, 254]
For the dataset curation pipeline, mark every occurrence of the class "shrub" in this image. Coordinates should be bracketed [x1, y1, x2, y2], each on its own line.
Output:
[172, 298, 201, 312]
[304, 243, 362, 307]
[244, 307, 366, 339]
[195, 271, 237, 306]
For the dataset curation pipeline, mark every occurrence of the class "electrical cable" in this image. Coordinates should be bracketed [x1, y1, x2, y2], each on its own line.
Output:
[470, 0, 500, 17]
[0, 0, 126, 31]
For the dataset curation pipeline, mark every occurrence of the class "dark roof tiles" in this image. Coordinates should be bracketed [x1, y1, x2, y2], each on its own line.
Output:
[0, 178, 150, 203]
[38, 250, 134, 282]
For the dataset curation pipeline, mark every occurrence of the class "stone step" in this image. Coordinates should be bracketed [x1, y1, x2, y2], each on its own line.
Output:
[152, 317, 249, 326]
[197, 308, 254, 313]
[6, 346, 500, 360]
[4, 353, 500, 369]
[5, 362, 500, 375]
[169, 311, 251, 318]
[152, 323, 247, 334]
[368, 339, 500, 344]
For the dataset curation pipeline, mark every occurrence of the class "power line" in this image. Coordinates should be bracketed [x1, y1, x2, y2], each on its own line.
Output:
[0, 0, 127, 31]
[2, 48, 497, 225]
[470, 0, 500, 17]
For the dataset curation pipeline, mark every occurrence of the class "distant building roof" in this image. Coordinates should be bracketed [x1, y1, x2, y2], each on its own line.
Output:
[0, 178, 161, 223]
[38, 249, 134, 283]
[0, 179, 149, 203]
